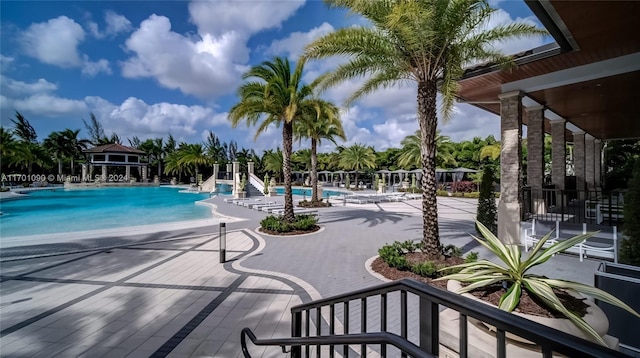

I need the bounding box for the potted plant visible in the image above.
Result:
[438,221,640,346]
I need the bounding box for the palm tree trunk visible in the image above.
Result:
[418,80,441,255]
[71,158,75,176]
[58,158,62,175]
[282,121,295,222]
[311,138,319,202]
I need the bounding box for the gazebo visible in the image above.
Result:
[83,143,148,182]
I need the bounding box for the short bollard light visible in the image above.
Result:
[219,222,226,263]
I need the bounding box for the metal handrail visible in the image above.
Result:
[241,328,435,358]
[288,278,627,358]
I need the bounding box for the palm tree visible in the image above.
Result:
[0,127,18,172]
[263,148,284,183]
[11,142,50,175]
[178,143,210,181]
[339,143,377,187]
[304,0,544,252]
[229,57,327,222]
[43,131,67,175]
[398,130,457,169]
[11,112,37,143]
[164,151,184,182]
[295,100,346,201]
[60,129,90,176]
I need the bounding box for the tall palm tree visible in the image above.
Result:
[11,142,50,175]
[304,0,544,252]
[263,148,284,183]
[178,143,210,181]
[164,151,184,182]
[398,130,457,169]
[44,131,67,175]
[295,100,346,201]
[61,129,90,176]
[229,57,327,222]
[339,143,377,187]
[11,112,37,143]
[0,127,18,172]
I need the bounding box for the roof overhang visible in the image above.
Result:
[456,0,640,141]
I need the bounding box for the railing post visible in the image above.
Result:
[419,297,439,355]
[219,222,226,263]
[291,311,302,358]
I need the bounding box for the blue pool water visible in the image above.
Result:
[275,187,347,198]
[0,187,212,237]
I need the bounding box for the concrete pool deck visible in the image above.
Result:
[0,195,603,357]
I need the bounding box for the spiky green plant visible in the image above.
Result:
[438,221,640,345]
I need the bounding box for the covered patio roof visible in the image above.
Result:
[457,0,640,141]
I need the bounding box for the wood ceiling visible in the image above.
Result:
[456,0,640,140]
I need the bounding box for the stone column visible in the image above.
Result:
[594,139,602,190]
[141,166,148,182]
[526,106,545,188]
[81,164,88,182]
[125,166,131,181]
[497,91,523,245]
[232,161,240,195]
[550,119,566,190]
[585,134,595,191]
[573,131,586,192]
[89,164,94,181]
[526,105,545,215]
[226,163,233,180]
[247,161,254,175]
[101,165,107,181]
[212,163,219,189]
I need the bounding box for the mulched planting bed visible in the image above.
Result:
[372,255,588,318]
[258,225,321,236]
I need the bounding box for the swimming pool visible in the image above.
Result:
[275,187,348,198]
[0,187,213,238]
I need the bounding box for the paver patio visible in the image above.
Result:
[0,195,602,357]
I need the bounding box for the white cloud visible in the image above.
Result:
[20,16,111,77]
[105,10,133,36]
[87,10,133,39]
[81,56,112,76]
[1,94,87,117]
[21,16,85,67]
[99,97,214,138]
[121,14,249,98]
[267,22,334,59]
[439,103,500,141]
[484,9,547,55]
[0,55,15,72]
[0,76,57,96]
[188,0,305,37]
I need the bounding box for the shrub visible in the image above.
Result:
[259,214,318,233]
[476,165,498,235]
[621,159,640,266]
[0,187,9,192]
[411,261,437,276]
[442,244,462,258]
[436,190,450,196]
[260,215,288,232]
[292,215,317,230]
[464,251,479,263]
[451,181,476,193]
[398,187,423,193]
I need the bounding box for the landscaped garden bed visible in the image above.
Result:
[258,214,320,236]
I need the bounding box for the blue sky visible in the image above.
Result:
[0,0,548,153]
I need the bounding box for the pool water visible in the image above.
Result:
[0,187,212,238]
[275,187,347,198]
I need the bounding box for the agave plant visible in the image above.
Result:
[438,221,640,345]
